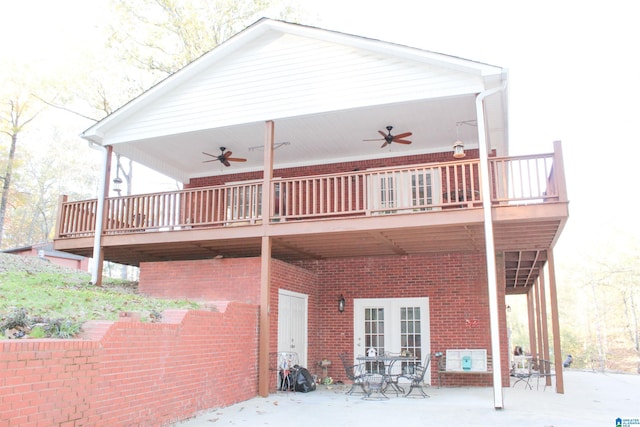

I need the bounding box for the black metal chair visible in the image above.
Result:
[361,373,388,400]
[533,358,555,391]
[398,354,432,398]
[339,352,367,395]
[512,357,533,390]
[383,353,406,397]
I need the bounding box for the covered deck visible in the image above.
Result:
[54,144,568,280]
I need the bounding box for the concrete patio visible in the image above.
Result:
[173,370,640,426]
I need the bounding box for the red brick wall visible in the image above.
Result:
[269,259,320,388]
[291,252,510,387]
[139,258,261,304]
[136,253,509,389]
[186,151,481,188]
[0,304,258,427]
[8,250,89,271]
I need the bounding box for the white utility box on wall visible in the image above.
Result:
[445,349,487,372]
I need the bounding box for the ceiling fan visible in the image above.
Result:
[202,147,247,167]
[364,125,413,148]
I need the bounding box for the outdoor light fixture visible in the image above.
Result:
[112,175,122,196]
[113,153,123,196]
[452,140,465,159]
[452,120,478,159]
[338,295,345,313]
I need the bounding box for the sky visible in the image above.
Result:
[2,0,639,262]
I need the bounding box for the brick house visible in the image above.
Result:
[2,242,89,271]
[54,19,569,408]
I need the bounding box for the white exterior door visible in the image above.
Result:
[278,289,308,367]
[368,169,441,213]
[353,297,430,380]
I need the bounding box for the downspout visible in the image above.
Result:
[475,80,507,409]
[88,141,110,285]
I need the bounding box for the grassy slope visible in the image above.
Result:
[0,253,199,338]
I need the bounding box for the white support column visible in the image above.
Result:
[476,84,506,409]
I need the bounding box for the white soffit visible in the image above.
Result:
[80,19,507,183]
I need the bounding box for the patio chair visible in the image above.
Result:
[533,358,555,391]
[383,352,406,397]
[339,352,367,395]
[361,373,388,400]
[511,356,533,390]
[398,353,432,398]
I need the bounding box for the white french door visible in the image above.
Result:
[278,289,308,367]
[225,179,262,222]
[368,169,441,213]
[353,297,430,379]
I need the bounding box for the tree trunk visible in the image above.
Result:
[0,132,18,248]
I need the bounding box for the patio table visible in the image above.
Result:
[357,355,419,396]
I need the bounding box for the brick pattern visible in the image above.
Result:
[136,252,509,389]
[0,304,258,427]
[186,151,480,188]
[1,252,508,425]
[290,253,510,387]
[139,258,262,304]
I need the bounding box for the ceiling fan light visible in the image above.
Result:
[453,141,466,159]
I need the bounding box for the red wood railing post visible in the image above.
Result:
[552,141,567,202]
[54,195,68,239]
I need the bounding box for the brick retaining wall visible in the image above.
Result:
[0,303,258,427]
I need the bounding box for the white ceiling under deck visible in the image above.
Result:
[113,94,484,183]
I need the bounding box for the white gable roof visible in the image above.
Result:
[82,19,507,183]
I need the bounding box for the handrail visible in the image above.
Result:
[489,153,558,204]
[56,152,563,238]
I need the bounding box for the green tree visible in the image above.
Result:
[556,229,640,372]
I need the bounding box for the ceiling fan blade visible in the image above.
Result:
[363,138,384,141]
[227,157,247,162]
[378,130,387,138]
[203,159,220,163]
[380,141,389,148]
[223,151,233,159]
[394,139,412,144]
[393,132,412,139]
[222,160,231,167]
[202,152,217,158]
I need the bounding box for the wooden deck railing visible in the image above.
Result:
[56,152,565,238]
[490,153,558,204]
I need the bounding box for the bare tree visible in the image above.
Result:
[0,97,41,248]
[108,0,305,79]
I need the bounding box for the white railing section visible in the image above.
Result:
[489,153,557,204]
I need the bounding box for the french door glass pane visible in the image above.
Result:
[364,307,385,373]
[401,307,422,360]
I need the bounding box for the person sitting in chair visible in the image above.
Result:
[563,354,573,368]
[513,346,524,356]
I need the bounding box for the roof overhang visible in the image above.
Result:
[81,19,508,184]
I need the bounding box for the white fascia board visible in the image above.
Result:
[81,20,276,144]
[81,19,505,144]
[268,20,504,77]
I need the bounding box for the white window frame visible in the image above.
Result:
[368,169,441,214]
[353,297,430,374]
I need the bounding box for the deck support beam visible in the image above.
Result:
[258,120,275,397]
[526,287,537,359]
[90,144,112,286]
[548,248,564,393]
